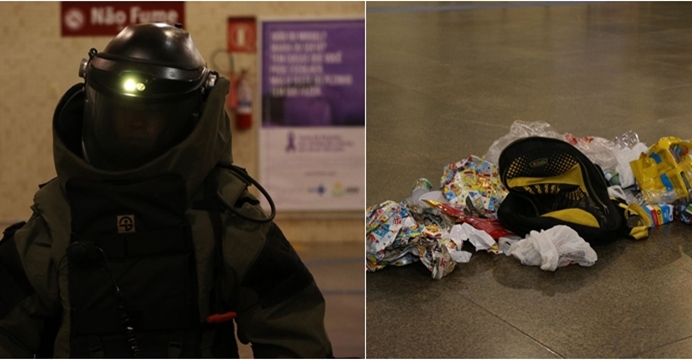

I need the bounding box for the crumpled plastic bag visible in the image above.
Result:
[612,142,650,188]
[609,130,649,188]
[450,223,501,254]
[401,178,434,211]
[440,155,507,217]
[484,120,618,171]
[499,225,597,271]
[484,121,562,166]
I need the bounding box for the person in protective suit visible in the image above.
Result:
[0,23,334,358]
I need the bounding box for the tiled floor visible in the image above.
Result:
[238,242,364,358]
[366,2,692,358]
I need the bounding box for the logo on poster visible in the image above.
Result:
[332,182,344,197]
[308,184,326,196]
[64,8,85,31]
[286,131,296,152]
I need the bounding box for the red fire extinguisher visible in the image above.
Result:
[235,69,252,130]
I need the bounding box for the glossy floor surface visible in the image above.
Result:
[237,242,364,358]
[367,2,692,358]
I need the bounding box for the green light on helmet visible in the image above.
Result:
[123,78,146,92]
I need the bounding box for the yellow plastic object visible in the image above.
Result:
[630,137,692,204]
[540,208,599,228]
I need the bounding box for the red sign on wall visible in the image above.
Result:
[61,2,185,37]
[227,16,256,53]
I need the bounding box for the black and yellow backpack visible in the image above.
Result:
[497,137,649,245]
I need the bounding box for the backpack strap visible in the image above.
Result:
[618,202,651,240]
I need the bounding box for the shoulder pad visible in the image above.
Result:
[38,177,58,189]
[217,166,251,208]
[2,221,26,243]
[0,222,35,319]
[240,223,314,308]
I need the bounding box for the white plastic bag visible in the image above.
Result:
[484,121,562,165]
[611,131,649,188]
[450,223,496,251]
[500,225,597,272]
[484,120,618,171]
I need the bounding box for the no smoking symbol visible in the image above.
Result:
[64,8,85,31]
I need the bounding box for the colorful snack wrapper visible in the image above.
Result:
[366,197,501,279]
[416,237,456,280]
[366,201,423,272]
[441,155,508,217]
[366,200,460,279]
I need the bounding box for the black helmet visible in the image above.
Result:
[79,22,218,171]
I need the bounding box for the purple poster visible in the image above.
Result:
[261,19,365,127]
[260,19,365,211]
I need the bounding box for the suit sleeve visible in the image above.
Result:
[221,217,333,358]
[0,215,60,358]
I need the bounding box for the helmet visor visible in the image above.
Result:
[83,85,201,171]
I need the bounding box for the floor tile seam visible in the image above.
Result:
[627,333,692,358]
[639,33,686,48]
[477,73,580,100]
[655,82,692,92]
[633,36,690,52]
[673,261,692,276]
[452,118,516,131]
[366,152,433,166]
[650,232,689,255]
[483,47,692,81]
[440,283,566,359]
[631,56,692,76]
[409,77,542,111]
[541,94,683,124]
[585,14,680,36]
[580,21,668,31]
[488,66,692,102]
[372,66,492,93]
[366,1,610,15]
[364,75,412,93]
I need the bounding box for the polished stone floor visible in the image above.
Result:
[367,2,692,358]
[238,242,364,358]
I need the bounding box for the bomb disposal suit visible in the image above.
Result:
[0,23,333,358]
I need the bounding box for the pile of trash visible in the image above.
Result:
[366,120,692,279]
